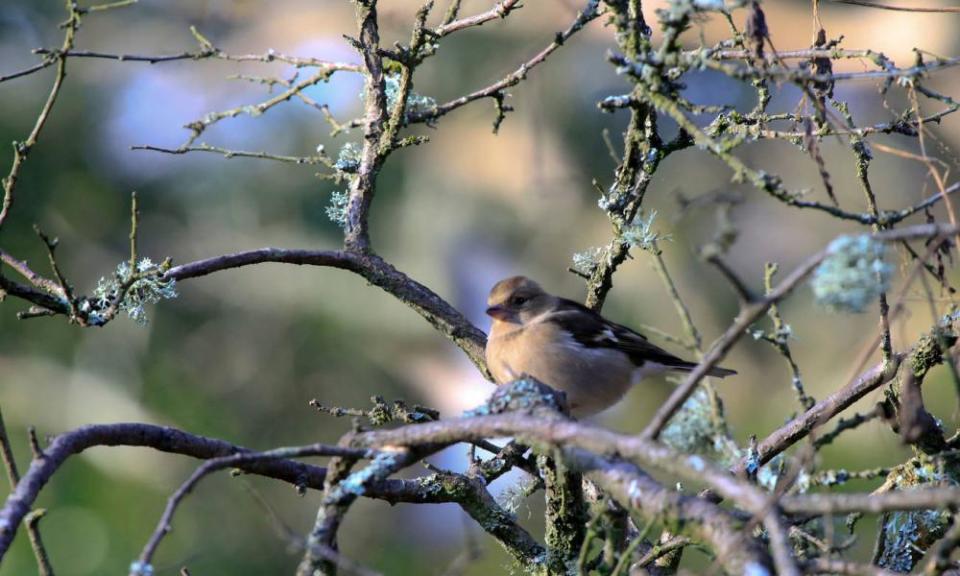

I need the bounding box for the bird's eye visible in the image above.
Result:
[510,295,528,306]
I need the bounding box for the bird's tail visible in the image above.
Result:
[667,362,737,378]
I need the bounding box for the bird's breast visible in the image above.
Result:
[485,320,635,417]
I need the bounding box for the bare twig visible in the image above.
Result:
[643,223,960,442]
[135,444,374,572]
[32,48,362,72]
[433,0,522,37]
[831,0,960,12]
[132,144,333,168]
[734,357,902,474]
[0,3,80,231]
[407,1,601,126]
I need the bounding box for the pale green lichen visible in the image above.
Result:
[128,561,154,576]
[756,454,784,491]
[811,234,892,313]
[496,476,538,518]
[325,190,349,229]
[876,457,956,571]
[90,258,177,326]
[621,210,671,253]
[662,0,729,18]
[338,451,404,497]
[570,246,607,276]
[466,377,567,417]
[334,142,361,172]
[384,73,436,117]
[358,73,437,119]
[661,386,736,461]
[910,325,958,378]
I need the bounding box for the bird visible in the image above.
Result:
[484,275,736,418]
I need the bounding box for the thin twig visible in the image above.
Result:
[643,223,960,442]
[831,0,960,12]
[0,3,81,231]
[135,444,375,571]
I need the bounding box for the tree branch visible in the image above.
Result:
[165,248,488,374]
[0,423,330,558]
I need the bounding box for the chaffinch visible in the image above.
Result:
[484,276,735,418]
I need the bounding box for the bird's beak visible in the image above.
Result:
[485,305,512,321]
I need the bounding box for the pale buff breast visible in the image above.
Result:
[486,318,636,417]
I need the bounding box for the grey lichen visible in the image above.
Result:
[811,234,892,313]
[811,468,850,487]
[878,508,946,572]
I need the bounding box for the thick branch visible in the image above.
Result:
[347,413,788,538]
[365,472,545,565]
[733,356,902,474]
[343,1,387,252]
[571,449,773,575]
[781,486,960,515]
[0,423,329,558]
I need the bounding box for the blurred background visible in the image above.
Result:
[3,0,960,574]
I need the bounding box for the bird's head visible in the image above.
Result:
[486,276,552,324]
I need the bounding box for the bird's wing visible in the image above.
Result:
[548,298,736,377]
